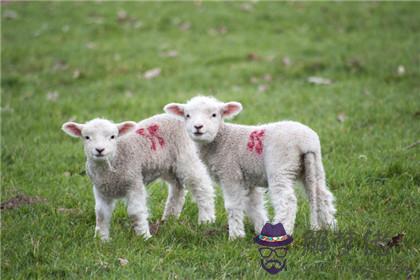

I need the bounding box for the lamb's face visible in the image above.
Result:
[183,102,223,143]
[62,118,136,162]
[81,120,120,161]
[164,96,242,144]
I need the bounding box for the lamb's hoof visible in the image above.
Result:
[320,220,338,231]
[198,215,216,224]
[328,219,338,231]
[142,232,152,240]
[310,224,321,231]
[94,233,110,242]
[161,213,181,222]
[134,228,152,240]
[228,231,246,241]
[94,228,110,242]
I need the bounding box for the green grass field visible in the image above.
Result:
[1,2,419,279]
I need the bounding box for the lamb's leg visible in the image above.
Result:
[245,187,269,234]
[177,162,215,224]
[162,178,186,221]
[304,152,337,230]
[268,173,298,235]
[126,183,151,239]
[221,182,247,240]
[303,153,320,230]
[93,186,115,241]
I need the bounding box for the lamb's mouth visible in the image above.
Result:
[94,154,106,158]
[193,132,204,136]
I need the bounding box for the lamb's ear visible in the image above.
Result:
[62,122,84,137]
[164,103,185,117]
[117,121,136,136]
[222,102,243,119]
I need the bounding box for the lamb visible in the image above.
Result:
[164,96,337,239]
[62,114,215,241]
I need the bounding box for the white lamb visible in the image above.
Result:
[164,96,337,239]
[62,115,215,241]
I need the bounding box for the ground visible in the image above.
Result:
[1,2,419,279]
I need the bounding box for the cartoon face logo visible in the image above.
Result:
[258,246,288,274]
[254,223,293,275]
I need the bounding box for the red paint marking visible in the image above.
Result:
[136,124,165,151]
[247,129,265,155]
[137,128,145,135]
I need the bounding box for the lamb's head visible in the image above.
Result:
[164,96,242,143]
[62,118,136,161]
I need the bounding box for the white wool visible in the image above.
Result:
[165,96,337,239]
[62,115,215,241]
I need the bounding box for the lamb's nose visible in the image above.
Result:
[96,148,105,154]
[194,125,203,130]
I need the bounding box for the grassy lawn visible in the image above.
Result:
[1,2,419,279]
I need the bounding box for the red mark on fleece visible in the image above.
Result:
[247,129,265,155]
[136,124,165,151]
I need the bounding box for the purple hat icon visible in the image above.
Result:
[254,223,293,247]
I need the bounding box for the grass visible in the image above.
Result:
[1,1,419,279]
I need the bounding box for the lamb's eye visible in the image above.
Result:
[110,135,115,139]
[186,114,191,118]
[212,113,217,118]
[84,136,90,140]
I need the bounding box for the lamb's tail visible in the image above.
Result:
[303,152,337,231]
